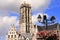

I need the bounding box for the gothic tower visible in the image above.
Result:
[19,1,32,33]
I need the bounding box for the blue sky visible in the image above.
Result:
[0,0,60,40]
[44,0,60,23]
[31,0,60,23]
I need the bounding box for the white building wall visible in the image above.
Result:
[6,25,18,40]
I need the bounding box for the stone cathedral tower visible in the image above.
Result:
[20,1,32,33]
[6,1,37,40]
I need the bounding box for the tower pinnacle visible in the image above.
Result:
[23,0,27,5]
[24,1,26,4]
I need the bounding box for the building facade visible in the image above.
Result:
[6,24,18,40]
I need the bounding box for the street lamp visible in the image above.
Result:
[50,16,56,23]
[37,15,42,22]
[37,14,56,30]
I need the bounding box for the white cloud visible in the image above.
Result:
[0,10,8,16]
[32,13,48,24]
[2,16,17,24]
[0,0,51,13]
[0,16,18,36]
[0,0,51,36]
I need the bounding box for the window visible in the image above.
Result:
[15,35,16,38]
[8,35,10,38]
[11,29,13,31]
[8,39,9,40]
[11,35,13,38]
[14,32,15,34]
[15,39,17,40]
[10,32,11,34]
